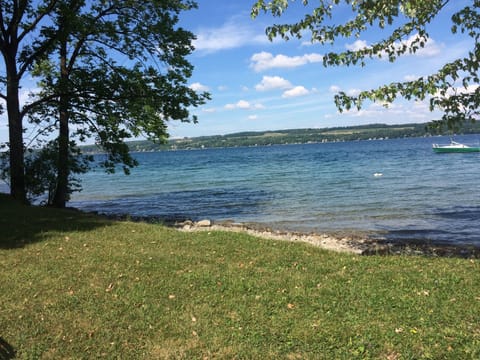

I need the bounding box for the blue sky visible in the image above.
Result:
[0,1,475,143]
[168,0,474,139]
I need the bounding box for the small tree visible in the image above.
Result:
[0,139,92,205]
[252,0,480,128]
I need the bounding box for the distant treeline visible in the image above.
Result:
[81,121,480,153]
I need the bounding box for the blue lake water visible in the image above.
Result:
[68,135,480,246]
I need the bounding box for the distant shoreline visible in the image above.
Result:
[80,122,480,154]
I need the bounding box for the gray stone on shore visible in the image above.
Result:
[196,219,212,227]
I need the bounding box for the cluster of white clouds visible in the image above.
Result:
[345,33,442,59]
[254,75,311,98]
[282,86,310,98]
[329,85,361,97]
[192,16,268,54]
[224,100,264,110]
[193,72,315,117]
[189,82,210,92]
[249,51,323,72]
[255,75,292,91]
[187,12,457,128]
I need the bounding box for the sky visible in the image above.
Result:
[0,0,475,143]
[167,0,474,139]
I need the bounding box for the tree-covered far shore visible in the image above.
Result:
[80,121,480,153]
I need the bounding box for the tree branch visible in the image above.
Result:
[17,0,58,44]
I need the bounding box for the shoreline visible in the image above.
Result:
[178,219,480,258]
[91,212,480,258]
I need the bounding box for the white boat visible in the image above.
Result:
[432,140,480,153]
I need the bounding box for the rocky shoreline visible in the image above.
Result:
[177,219,370,254]
[94,212,480,258]
[175,219,480,258]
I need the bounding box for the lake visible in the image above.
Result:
[66,134,480,247]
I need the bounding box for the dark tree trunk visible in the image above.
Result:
[52,39,69,208]
[5,52,26,204]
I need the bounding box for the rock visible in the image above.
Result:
[177,219,193,227]
[196,219,211,227]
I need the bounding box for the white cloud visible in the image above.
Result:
[282,86,310,98]
[347,88,362,96]
[248,115,258,120]
[446,84,479,96]
[404,74,419,81]
[193,17,267,54]
[225,100,264,110]
[345,33,442,59]
[189,82,210,92]
[237,100,251,109]
[18,87,41,106]
[345,40,368,52]
[250,51,323,72]
[434,84,479,114]
[255,76,292,91]
[337,99,435,121]
[405,34,442,57]
[385,33,442,58]
[329,85,359,96]
[329,85,341,93]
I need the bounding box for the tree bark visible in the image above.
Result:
[5,52,27,204]
[52,39,69,208]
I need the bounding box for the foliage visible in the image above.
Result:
[0,1,209,204]
[252,0,480,129]
[0,140,92,205]
[1,195,480,358]
[29,0,209,170]
[0,0,61,202]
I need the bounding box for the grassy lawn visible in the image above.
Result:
[1,194,479,359]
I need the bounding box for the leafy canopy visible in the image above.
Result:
[252,0,480,129]
[28,0,209,174]
[0,1,209,204]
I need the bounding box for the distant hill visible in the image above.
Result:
[81,121,480,153]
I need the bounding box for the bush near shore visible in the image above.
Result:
[1,194,479,359]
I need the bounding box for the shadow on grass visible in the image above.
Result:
[0,193,112,250]
[0,337,15,360]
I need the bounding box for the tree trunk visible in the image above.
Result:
[52,39,69,208]
[5,54,27,204]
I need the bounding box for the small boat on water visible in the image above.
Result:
[432,140,480,153]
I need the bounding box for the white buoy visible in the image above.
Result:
[373,173,383,177]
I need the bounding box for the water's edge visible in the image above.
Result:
[86,210,480,258]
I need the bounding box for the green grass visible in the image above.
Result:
[1,194,479,359]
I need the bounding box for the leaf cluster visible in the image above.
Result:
[0,1,210,204]
[2,1,209,171]
[252,0,479,128]
[36,1,207,171]
[1,140,92,205]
